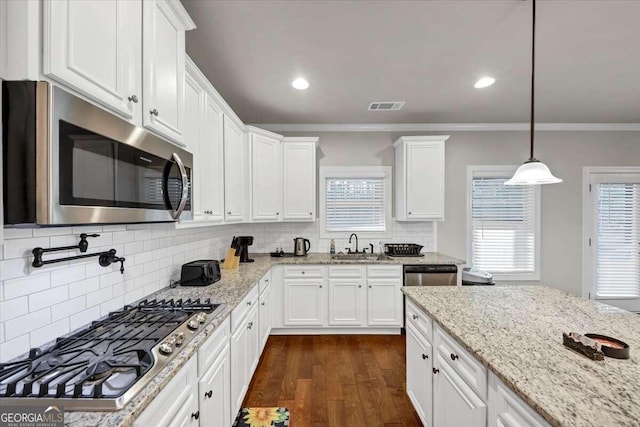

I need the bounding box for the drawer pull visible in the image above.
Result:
[247,301,252,306]
[204,390,213,398]
[412,314,418,320]
[421,353,429,360]
[450,353,459,361]
[432,368,439,374]
[191,411,200,420]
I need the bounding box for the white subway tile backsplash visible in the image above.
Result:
[3,273,50,300]
[4,237,50,259]
[100,295,124,317]
[0,297,29,322]
[29,286,69,312]
[68,277,100,299]
[5,308,51,340]
[52,296,86,321]
[51,265,86,288]
[113,231,134,244]
[69,306,101,331]
[99,271,123,289]
[3,229,34,239]
[32,227,73,237]
[0,334,30,362]
[86,287,113,308]
[124,241,144,255]
[30,319,70,349]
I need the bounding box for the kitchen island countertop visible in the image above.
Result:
[402,285,640,427]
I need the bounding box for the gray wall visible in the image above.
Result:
[282,130,640,296]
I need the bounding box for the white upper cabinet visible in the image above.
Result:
[142,0,195,144]
[248,127,283,221]
[395,136,449,221]
[223,116,246,223]
[184,65,205,218]
[282,138,318,221]
[43,0,142,122]
[202,95,225,222]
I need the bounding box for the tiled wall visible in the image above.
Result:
[237,221,436,256]
[0,219,435,362]
[0,223,236,362]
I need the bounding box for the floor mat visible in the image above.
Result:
[233,407,290,427]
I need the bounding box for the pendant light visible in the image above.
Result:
[505,0,562,186]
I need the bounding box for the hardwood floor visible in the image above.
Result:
[242,335,422,427]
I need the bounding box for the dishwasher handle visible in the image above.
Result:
[404,265,458,274]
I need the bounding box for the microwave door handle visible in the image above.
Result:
[169,152,189,219]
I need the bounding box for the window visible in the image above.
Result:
[584,168,640,311]
[467,166,540,280]
[320,166,392,237]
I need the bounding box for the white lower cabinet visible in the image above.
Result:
[259,281,273,353]
[134,356,199,427]
[283,278,326,326]
[197,317,231,427]
[406,322,433,427]
[367,278,403,326]
[434,353,487,427]
[488,372,550,427]
[328,277,366,326]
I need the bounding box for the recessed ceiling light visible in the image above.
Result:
[474,77,496,89]
[292,77,309,90]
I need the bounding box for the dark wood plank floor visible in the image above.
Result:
[242,335,422,427]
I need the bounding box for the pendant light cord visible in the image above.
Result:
[529,0,536,160]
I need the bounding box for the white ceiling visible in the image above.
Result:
[182,0,640,125]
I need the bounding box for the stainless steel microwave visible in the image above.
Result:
[2,81,193,225]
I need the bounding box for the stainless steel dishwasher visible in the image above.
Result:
[403,264,458,286]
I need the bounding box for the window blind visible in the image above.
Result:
[325,178,385,232]
[471,177,537,274]
[596,183,640,298]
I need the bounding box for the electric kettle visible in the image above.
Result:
[293,237,311,256]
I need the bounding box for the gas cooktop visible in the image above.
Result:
[0,298,225,411]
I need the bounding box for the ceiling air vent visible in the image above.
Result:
[368,101,405,111]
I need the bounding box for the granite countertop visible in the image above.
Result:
[65,252,463,426]
[402,285,640,427]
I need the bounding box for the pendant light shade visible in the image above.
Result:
[506,0,562,186]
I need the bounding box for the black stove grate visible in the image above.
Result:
[0,298,216,399]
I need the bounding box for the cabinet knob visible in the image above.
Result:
[276,212,279,215]
[265,279,269,283]
[248,322,253,329]
[128,94,139,103]
[450,353,459,361]
[358,285,362,288]
[309,212,312,215]
[204,390,213,398]
[408,211,412,215]
[247,301,252,306]
[150,108,159,116]
[422,354,429,360]
[261,302,265,306]
[319,285,323,288]
[432,368,439,374]
[191,411,200,420]
[227,211,232,215]
[369,285,372,288]
[412,314,418,320]
[301,271,305,274]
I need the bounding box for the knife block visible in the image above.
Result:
[221,247,240,270]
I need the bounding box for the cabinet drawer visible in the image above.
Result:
[435,324,487,401]
[259,270,272,295]
[283,265,324,278]
[329,265,365,278]
[231,284,259,332]
[198,316,230,376]
[367,265,402,278]
[406,299,433,343]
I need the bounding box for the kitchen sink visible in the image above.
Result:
[331,253,392,261]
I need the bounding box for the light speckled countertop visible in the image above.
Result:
[63,252,462,426]
[402,285,640,427]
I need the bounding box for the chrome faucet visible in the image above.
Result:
[348,233,359,254]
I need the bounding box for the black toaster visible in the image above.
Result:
[179,260,221,286]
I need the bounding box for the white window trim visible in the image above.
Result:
[466,165,541,281]
[582,167,640,309]
[319,166,393,239]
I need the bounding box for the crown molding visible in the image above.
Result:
[167,0,196,31]
[245,125,283,140]
[252,123,640,132]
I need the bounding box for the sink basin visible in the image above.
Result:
[331,253,392,261]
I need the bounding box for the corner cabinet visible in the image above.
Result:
[142,0,195,144]
[282,138,318,221]
[395,136,449,221]
[248,127,283,222]
[43,0,142,122]
[224,116,246,223]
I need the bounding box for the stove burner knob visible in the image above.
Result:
[174,332,185,345]
[196,313,207,323]
[159,342,174,355]
[187,319,199,330]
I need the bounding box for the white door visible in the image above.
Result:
[251,134,282,221]
[259,285,272,353]
[434,354,487,427]
[44,0,141,122]
[230,320,248,416]
[282,142,316,221]
[224,116,245,222]
[406,141,445,220]
[283,279,325,326]
[585,172,640,311]
[199,343,231,427]
[328,278,366,326]
[406,323,433,427]
[166,392,200,427]
[246,306,260,377]
[183,70,204,218]
[201,95,225,222]
[367,278,403,326]
[142,0,186,143]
